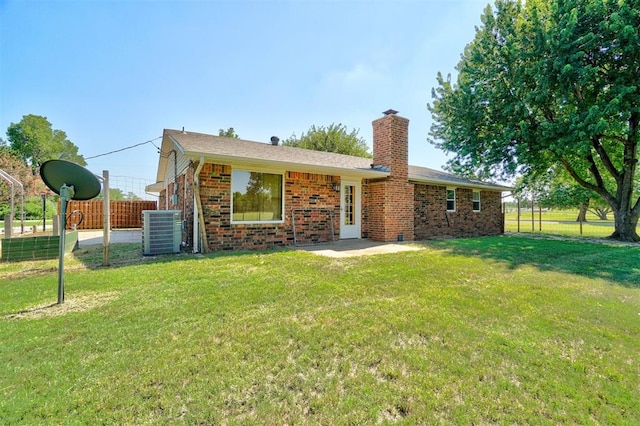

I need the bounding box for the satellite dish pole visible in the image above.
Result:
[40,160,102,305]
[57,184,75,304]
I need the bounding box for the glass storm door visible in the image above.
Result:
[340,180,361,239]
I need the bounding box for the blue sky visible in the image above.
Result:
[1,0,488,196]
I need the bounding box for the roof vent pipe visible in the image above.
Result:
[270,136,279,146]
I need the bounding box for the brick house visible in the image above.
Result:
[146,110,512,252]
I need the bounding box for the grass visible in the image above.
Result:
[505,220,616,238]
[1,219,54,227]
[503,208,639,239]
[505,208,605,222]
[1,236,639,423]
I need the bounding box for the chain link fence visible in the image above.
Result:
[504,207,622,238]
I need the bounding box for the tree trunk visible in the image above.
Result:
[610,209,640,242]
[592,207,609,220]
[576,200,589,222]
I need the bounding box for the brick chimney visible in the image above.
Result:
[368,109,414,242]
[373,109,409,180]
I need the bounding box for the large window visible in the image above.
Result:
[231,170,283,223]
[473,190,481,212]
[446,188,456,212]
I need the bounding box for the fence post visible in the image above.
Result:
[531,197,535,232]
[517,198,521,233]
[539,204,542,231]
[103,170,110,266]
[52,215,59,236]
[579,214,583,235]
[3,214,12,238]
[42,194,47,231]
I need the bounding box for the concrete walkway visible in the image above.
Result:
[77,229,141,246]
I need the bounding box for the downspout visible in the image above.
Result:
[169,149,178,206]
[193,157,208,253]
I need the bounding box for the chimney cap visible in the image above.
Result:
[382,109,398,116]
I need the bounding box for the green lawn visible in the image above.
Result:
[1,236,639,423]
[504,208,606,222]
[503,208,639,238]
[505,219,617,238]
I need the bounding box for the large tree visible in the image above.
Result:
[4,114,86,171]
[283,123,371,158]
[429,0,640,241]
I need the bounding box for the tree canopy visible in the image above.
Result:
[4,115,86,170]
[429,0,640,241]
[282,123,371,158]
[95,188,142,201]
[218,127,240,138]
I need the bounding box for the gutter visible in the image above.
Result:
[408,178,514,191]
[183,152,389,180]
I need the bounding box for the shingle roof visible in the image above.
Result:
[165,129,386,178]
[160,129,512,191]
[409,166,513,190]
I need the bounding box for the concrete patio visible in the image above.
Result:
[298,239,423,258]
[77,230,421,258]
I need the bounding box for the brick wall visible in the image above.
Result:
[159,189,166,210]
[361,180,370,239]
[197,164,341,251]
[369,111,414,242]
[287,172,341,246]
[198,164,232,250]
[366,180,385,241]
[414,185,504,239]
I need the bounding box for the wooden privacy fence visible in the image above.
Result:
[61,200,157,229]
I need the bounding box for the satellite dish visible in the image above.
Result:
[39,160,102,304]
[40,160,101,200]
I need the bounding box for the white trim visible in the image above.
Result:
[473,190,481,212]
[184,152,389,180]
[446,188,456,212]
[340,179,361,239]
[410,177,513,192]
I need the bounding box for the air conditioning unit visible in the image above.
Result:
[142,210,182,255]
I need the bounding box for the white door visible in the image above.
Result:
[340,179,361,239]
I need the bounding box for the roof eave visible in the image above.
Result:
[184,151,390,179]
[409,176,514,191]
[145,181,165,193]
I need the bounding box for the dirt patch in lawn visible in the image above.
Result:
[3,291,120,320]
